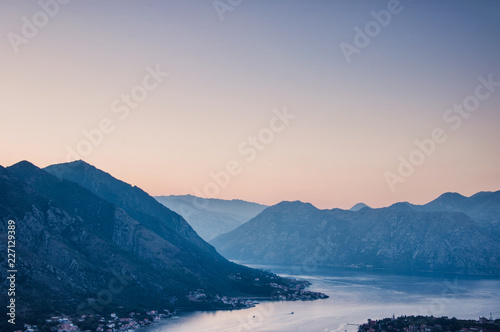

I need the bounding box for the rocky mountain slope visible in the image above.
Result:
[0,161,304,330]
[155,195,267,241]
[211,201,500,275]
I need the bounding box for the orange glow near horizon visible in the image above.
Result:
[1,1,499,210]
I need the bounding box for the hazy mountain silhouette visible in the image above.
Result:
[155,195,267,241]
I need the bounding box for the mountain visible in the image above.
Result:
[0,161,314,330]
[210,201,500,276]
[411,191,500,237]
[155,195,268,241]
[45,161,207,252]
[350,202,371,211]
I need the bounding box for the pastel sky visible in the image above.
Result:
[1,0,499,209]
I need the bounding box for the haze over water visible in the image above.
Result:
[148,264,500,332]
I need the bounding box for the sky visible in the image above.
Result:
[1,0,499,209]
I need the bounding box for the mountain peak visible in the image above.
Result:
[388,202,414,211]
[60,159,100,172]
[65,159,90,167]
[9,160,39,170]
[275,200,315,208]
[269,201,319,214]
[350,202,371,211]
[45,161,214,249]
[45,160,117,184]
[436,192,466,202]
[469,190,500,199]
[7,161,49,181]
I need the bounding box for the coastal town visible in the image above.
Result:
[17,310,171,332]
[14,278,328,332]
[358,315,500,332]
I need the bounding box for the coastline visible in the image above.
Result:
[16,276,328,332]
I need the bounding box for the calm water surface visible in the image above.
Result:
[147,264,500,332]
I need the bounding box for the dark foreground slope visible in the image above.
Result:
[0,161,312,330]
[211,201,500,275]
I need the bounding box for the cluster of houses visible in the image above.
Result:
[16,310,173,332]
[186,290,257,308]
[91,311,168,332]
[15,317,78,332]
[185,282,327,309]
[266,282,329,301]
[360,316,499,332]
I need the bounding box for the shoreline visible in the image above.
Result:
[12,268,500,332]
[18,278,329,332]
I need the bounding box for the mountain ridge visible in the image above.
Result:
[0,160,318,330]
[411,190,500,237]
[211,198,500,275]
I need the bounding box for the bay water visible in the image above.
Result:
[147,264,500,332]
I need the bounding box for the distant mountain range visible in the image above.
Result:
[409,191,500,237]
[0,160,306,329]
[211,193,500,276]
[155,195,267,241]
[2,159,498,329]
